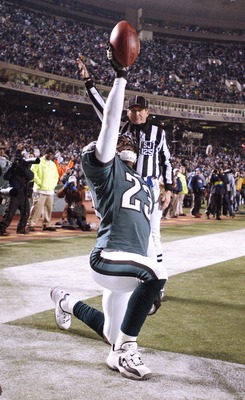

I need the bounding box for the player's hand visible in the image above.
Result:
[76,58,90,80]
[106,43,121,71]
[106,43,128,78]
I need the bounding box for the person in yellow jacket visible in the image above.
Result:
[178,165,189,216]
[27,147,59,231]
[235,170,245,212]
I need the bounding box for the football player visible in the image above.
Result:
[51,60,167,381]
[75,53,173,313]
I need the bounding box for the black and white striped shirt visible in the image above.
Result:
[85,80,173,190]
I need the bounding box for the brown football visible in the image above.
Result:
[109,20,140,68]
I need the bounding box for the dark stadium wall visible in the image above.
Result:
[11,0,245,31]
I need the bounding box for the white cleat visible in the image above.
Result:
[50,287,71,330]
[107,341,152,380]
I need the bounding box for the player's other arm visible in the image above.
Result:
[85,80,105,122]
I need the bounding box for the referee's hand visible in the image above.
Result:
[161,190,171,210]
[76,58,90,80]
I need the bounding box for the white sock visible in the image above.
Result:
[60,295,78,314]
[114,331,137,350]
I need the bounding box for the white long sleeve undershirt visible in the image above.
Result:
[95,77,126,164]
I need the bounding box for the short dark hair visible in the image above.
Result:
[45,147,54,155]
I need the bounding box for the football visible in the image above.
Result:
[109,20,140,67]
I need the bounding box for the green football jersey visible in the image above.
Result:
[82,145,153,256]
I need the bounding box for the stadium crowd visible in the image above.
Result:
[0,3,244,104]
[0,107,244,220]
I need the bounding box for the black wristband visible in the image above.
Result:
[85,79,94,89]
[116,69,128,79]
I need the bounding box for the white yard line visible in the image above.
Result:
[163,229,245,276]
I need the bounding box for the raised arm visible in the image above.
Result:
[95,77,126,164]
[77,56,127,164]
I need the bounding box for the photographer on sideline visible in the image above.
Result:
[0,154,34,236]
[56,175,91,231]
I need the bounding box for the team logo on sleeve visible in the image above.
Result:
[139,140,154,156]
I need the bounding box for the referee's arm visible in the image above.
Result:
[160,129,173,192]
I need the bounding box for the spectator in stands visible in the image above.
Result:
[0,3,244,104]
